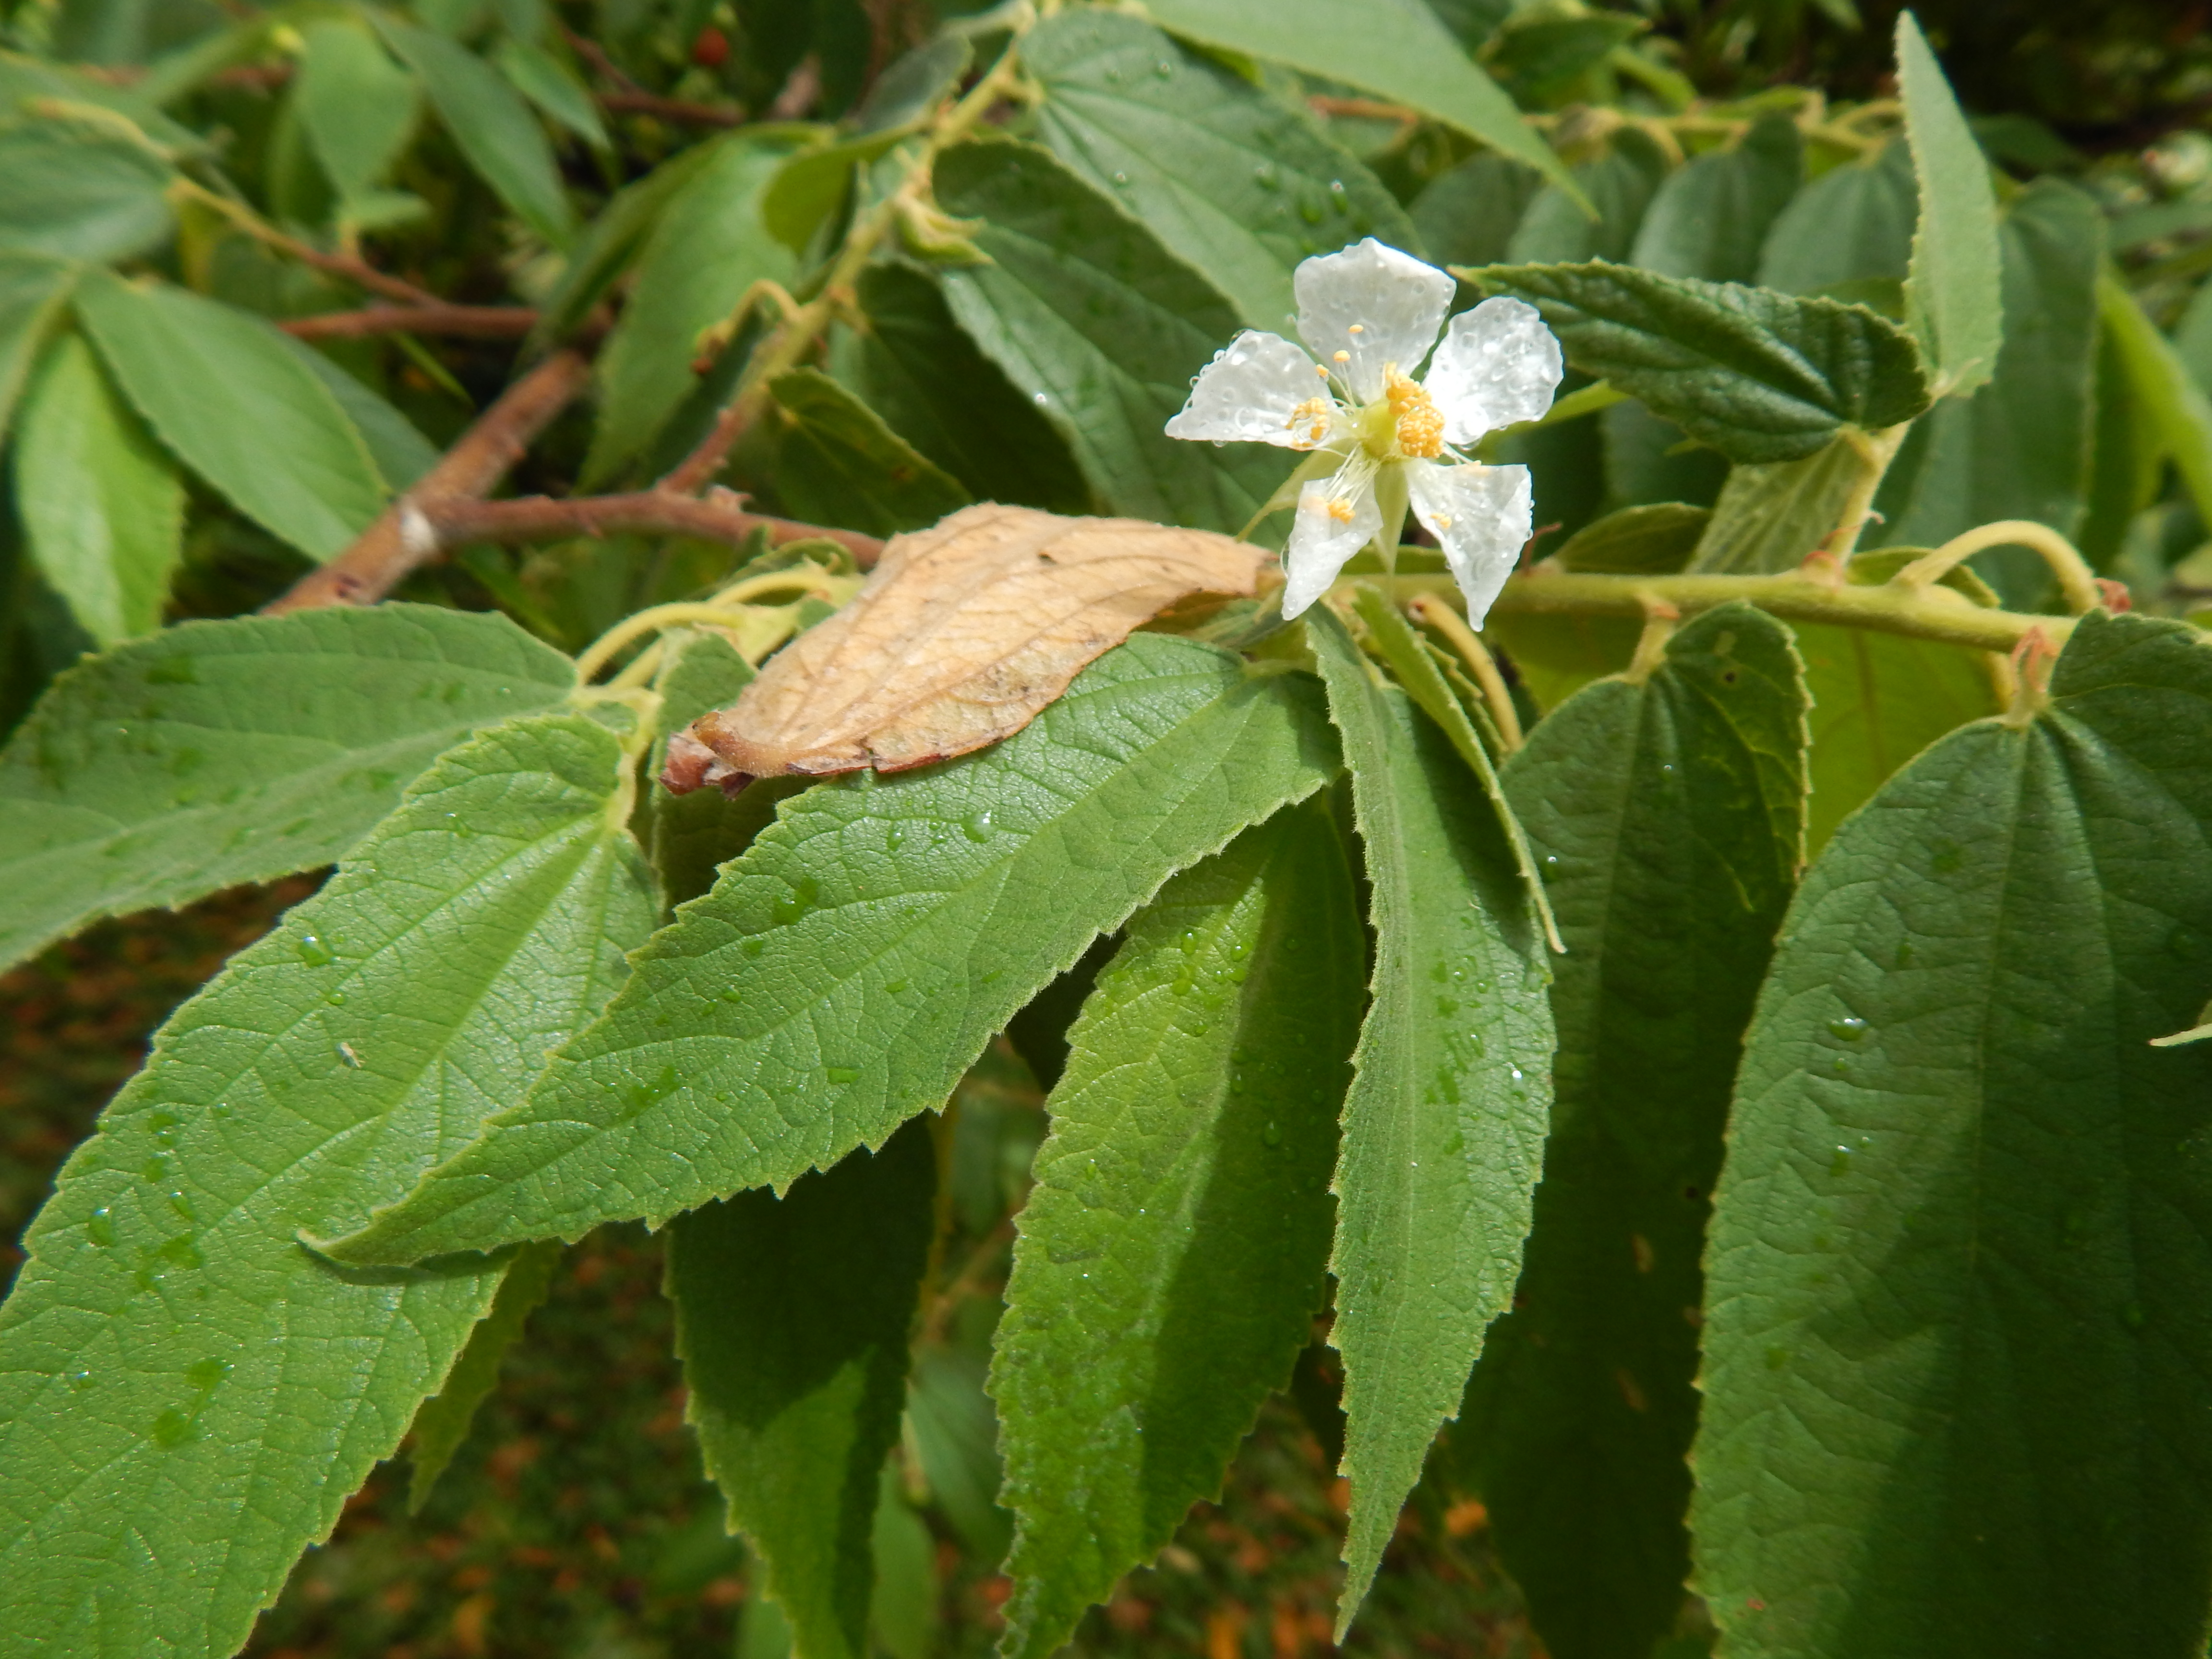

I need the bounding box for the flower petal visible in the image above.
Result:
[1164,330,1336,449]
[1421,298,1564,446]
[1294,238,1454,403]
[1280,476,1382,619]
[1407,461,1532,626]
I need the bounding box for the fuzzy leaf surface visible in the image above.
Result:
[1457,604,1806,1659]
[669,1121,938,1659]
[1470,262,1931,465]
[1897,11,2003,397]
[0,604,576,971]
[327,633,1340,1263]
[993,807,1360,1658]
[0,711,657,1659]
[1692,613,2212,1659]
[1306,608,1555,1634]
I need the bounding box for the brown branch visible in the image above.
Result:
[597,91,745,126]
[280,304,540,341]
[422,489,884,566]
[267,350,595,613]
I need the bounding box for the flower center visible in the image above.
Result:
[1385,367,1445,459]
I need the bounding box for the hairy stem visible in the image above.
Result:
[1896,520,2104,615]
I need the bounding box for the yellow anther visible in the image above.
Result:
[1385,367,1445,460]
[1436,515,1454,529]
[1284,396,1333,451]
[1348,324,1365,334]
[1333,350,1350,363]
[1325,497,1357,523]
[1315,364,1330,377]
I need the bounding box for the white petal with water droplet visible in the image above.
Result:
[1408,461,1531,626]
[1294,238,1453,403]
[1421,298,1563,445]
[1281,476,1382,619]
[1164,330,1334,448]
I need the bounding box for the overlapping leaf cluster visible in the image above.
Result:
[0,4,2210,1659]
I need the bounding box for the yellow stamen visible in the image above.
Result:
[1333,350,1350,363]
[1348,324,1365,334]
[1326,497,1357,523]
[1284,396,1332,451]
[1385,366,1445,460]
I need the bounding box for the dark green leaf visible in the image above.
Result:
[376,17,575,248]
[0,255,75,444]
[1024,10,1417,331]
[1896,11,2003,397]
[669,1120,938,1659]
[1141,0,1582,202]
[0,711,657,1657]
[1554,502,1711,574]
[1503,130,1669,266]
[768,367,971,536]
[908,1346,1010,1563]
[1411,154,1543,271]
[12,330,182,647]
[1631,114,1803,285]
[1487,11,1643,103]
[406,1239,563,1512]
[994,808,1359,1658]
[587,135,793,480]
[325,633,1340,1264]
[0,603,575,970]
[1756,141,1915,300]
[1481,608,1640,714]
[0,122,172,262]
[932,140,1288,534]
[1305,608,1554,1633]
[529,143,724,347]
[1456,603,1806,1659]
[493,38,608,149]
[283,339,441,492]
[643,626,784,910]
[293,20,419,205]
[1693,613,2212,1659]
[826,263,1089,514]
[1470,262,1931,465]
[75,272,389,560]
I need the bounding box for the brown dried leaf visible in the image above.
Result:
[666,504,1274,792]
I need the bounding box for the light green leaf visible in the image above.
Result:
[0,255,76,444]
[1692,613,2212,1659]
[529,142,724,347]
[376,17,575,248]
[293,20,419,204]
[324,633,1340,1264]
[669,1120,938,1659]
[1471,262,1932,465]
[493,38,608,149]
[993,807,1360,1659]
[281,339,441,492]
[1631,113,1803,285]
[1503,129,1669,266]
[1897,11,2003,397]
[2096,268,2212,534]
[932,140,1287,533]
[405,1238,562,1512]
[0,710,658,1659]
[1875,180,2103,592]
[12,330,183,647]
[0,603,575,971]
[1687,433,1873,574]
[1455,603,1806,1659]
[1141,0,1581,204]
[1024,9,1417,331]
[0,123,172,263]
[1554,501,1710,573]
[768,367,971,535]
[1755,139,1915,301]
[74,272,388,560]
[1305,607,1555,1635]
[826,263,1089,513]
[587,135,793,480]
[761,130,911,253]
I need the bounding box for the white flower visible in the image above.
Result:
[1165,238,1563,623]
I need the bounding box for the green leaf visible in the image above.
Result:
[293,20,419,205]
[1554,501,1710,573]
[1631,113,1803,285]
[12,329,183,647]
[1686,433,1872,574]
[760,130,909,253]
[529,143,723,347]
[1755,140,1916,302]
[1304,607,1555,1634]
[993,807,1360,1659]
[1896,11,2003,397]
[2096,268,2212,535]
[0,254,75,444]
[0,710,658,1658]
[406,1238,563,1512]
[1411,154,1543,271]
[932,140,1287,534]
[827,263,1089,514]
[1487,10,1643,104]
[376,17,575,248]
[74,272,389,560]
[1875,181,2103,592]
[668,1120,938,1659]
[1470,262,1932,465]
[767,367,971,535]
[1024,10,1418,331]
[325,633,1340,1265]
[0,603,575,971]
[908,1347,1010,1563]
[1503,129,1669,266]
[586,135,793,480]
[283,339,441,492]
[1140,0,1582,204]
[1454,603,1807,1659]
[0,122,173,263]
[1691,613,2212,1659]
[493,38,608,149]
[642,626,781,910]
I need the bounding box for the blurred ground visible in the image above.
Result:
[1,883,1539,1659]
